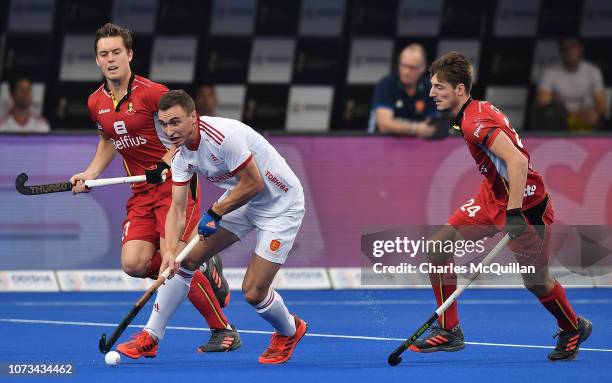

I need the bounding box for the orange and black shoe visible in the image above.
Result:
[258,314,308,364]
[116,330,158,359]
[409,324,465,353]
[202,254,231,308]
[197,324,241,352]
[548,316,593,361]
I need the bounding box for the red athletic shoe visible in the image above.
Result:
[258,314,307,364]
[116,330,158,359]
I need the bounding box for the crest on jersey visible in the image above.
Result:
[127,102,135,114]
[270,240,281,252]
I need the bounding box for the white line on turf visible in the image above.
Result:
[0,317,610,352]
[6,298,612,307]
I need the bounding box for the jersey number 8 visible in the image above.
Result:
[114,120,127,135]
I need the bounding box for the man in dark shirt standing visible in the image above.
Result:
[368,44,437,137]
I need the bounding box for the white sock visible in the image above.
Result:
[144,267,193,340]
[253,289,296,336]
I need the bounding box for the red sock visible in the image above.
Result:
[538,280,579,332]
[147,251,162,279]
[188,270,229,330]
[429,271,459,330]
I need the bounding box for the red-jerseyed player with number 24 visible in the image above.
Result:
[410,51,592,361]
[69,23,239,358]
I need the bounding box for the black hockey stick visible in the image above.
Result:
[15,173,72,195]
[99,236,200,353]
[98,278,165,353]
[387,234,510,366]
[15,173,146,196]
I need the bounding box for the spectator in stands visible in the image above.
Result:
[194,83,218,116]
[0,78,50,133]
[536,37,607,132]
[368,44,437,137]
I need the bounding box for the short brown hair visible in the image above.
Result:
[429,51,472,93]
[159,90,196,115]
[94,23,133,53]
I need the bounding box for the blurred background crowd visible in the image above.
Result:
[0,0,610,135]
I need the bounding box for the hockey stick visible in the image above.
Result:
[387,234,510,366]
[98,235,201,353]
[15,173,146,195]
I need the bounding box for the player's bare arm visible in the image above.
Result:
[159,183,190,273]
[488,131,528,210]
[70,133,117,193]
[212,159,264,216]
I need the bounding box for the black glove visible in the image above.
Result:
[145,161,170,185]
[506,208,528,239]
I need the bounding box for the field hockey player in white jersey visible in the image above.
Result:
[145,89,307,364]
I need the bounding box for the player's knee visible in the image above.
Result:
[426,240,452,265]
[242,283,268,305]
[121,257,148,278]
[426,226,457,265]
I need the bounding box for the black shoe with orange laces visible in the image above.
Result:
[548,317,592,361]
